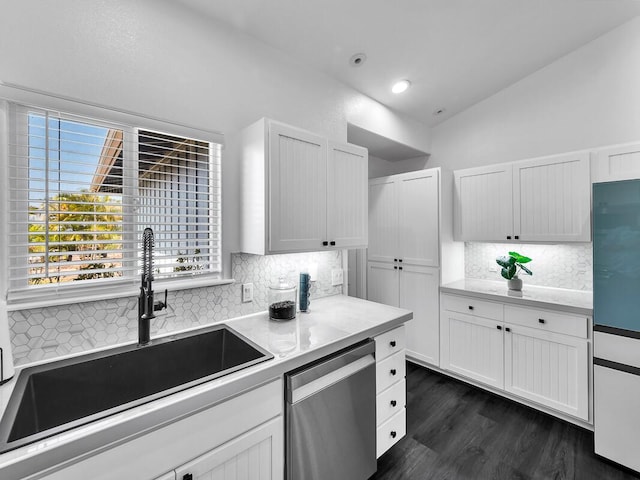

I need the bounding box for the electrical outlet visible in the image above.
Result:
[242,283,253,303]
[331,268,344,286]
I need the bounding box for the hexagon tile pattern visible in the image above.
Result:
[9,251,343,366]
[465,242,593,291]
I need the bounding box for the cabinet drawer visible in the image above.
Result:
[376,408,406,458]
[376,325,406,361]
[377,350,406,394]
[505,305,587,338]
[442,294,503,321]
[377,378,406,426]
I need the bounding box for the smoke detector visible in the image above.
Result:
[349,53,367,67]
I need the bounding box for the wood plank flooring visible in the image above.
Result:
[370,363,640,480]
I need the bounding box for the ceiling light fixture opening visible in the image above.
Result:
[349,53,367,67]
[392,79,411,94]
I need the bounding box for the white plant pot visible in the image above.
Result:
[508,277,523,291]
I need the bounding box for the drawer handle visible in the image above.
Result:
[507,235,512,240]
[497,325,502,330]
[390,431,397,438]
[505,327,511,333]
[394,266,398,270]
[514,235,519,240]
[322,241,328,246]
[390,400,397,407]
[398,259,403,262]
[390,340,397,347]
[183,474,193,480]
[399,266,403,270]
[330,240,336,246]
[468,305,474,310]
[538,318,545,324]
[390,369,397,376]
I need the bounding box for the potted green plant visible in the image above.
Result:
[496,251,532,291]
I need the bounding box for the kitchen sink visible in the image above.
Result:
[0,324,272,453]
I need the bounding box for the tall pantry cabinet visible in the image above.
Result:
[367,169,441,367]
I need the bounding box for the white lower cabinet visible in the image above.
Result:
[368,261,440,367]
[440,294,591,423]
[504,323,588,420]
[374,325,406,458]
[440,311,504,389]
[175,417,283,480]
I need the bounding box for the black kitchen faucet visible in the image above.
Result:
[138,228,168,346]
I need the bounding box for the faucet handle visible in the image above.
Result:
[154,289,168,311]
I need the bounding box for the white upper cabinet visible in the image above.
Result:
[592,142,640,183]
[398,170,440,266]
[369,169,440,267]
[454,163,513,242]
[368,176,398,263]
[327,141,368,248]
[513,151,591,242]
[454,151,591,242]
[241,118,368,254]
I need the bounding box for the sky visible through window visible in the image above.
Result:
[27,114,109,201]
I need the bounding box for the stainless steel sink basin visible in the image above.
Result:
[0,324,272,453]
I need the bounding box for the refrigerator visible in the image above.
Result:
[593,180,640,473]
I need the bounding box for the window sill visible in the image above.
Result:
[6,277,235,312]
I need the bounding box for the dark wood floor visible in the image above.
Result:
[371,363,640,480]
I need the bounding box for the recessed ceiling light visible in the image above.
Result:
[349,53,367,67]
[392,80,411,94]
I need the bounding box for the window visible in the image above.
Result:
[6,104,221,303]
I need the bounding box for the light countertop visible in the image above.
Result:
[440,278,593,316]
[0,294,411,480]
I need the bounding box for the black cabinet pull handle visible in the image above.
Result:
[514,235,519,240]
[497,325,502,330]
[183,474,193,480]
[394,266,398,270]
[507,235,512,240]
[390,431,397,438]
[330,241,336,246]
[390,369,397,376]
[390,340,397,347]
[505,327,511,332]
[394,258,398,262]
[468,305,474,310]
[322,241,328,246]
[538,318,545,324]
[399,266,403,270]
[399,259,403,262]
[390,400,397,407]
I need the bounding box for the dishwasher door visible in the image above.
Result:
[286,339,376,480]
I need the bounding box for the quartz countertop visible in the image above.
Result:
[440,278,593,316]
[0,294,411,480]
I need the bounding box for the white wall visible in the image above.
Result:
[429,16,640,171]
[0,0,431,276]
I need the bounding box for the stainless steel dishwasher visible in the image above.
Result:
[286,339,376,480]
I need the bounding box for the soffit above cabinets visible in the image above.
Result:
[347,124,428,162]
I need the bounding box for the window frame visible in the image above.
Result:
[2,98,229,309]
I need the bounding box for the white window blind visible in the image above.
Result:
[6,104,221,303]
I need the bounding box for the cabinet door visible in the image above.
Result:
[513,152,591,242]
[440,311,504,389]
[400,265,440,367]
[268,122,327,252]
[592,142,640,183]
[398,170,439,267]
[175,417,283,480]
[327,142,368,248]
[504,324,588,420]
[454,164,513,242]
[367,261,399,307]
[368,176,398,263]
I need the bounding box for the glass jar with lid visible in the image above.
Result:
[268,276,297,321]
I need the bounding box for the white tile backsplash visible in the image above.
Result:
[465,242,592,291]
[9,251,343,366]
